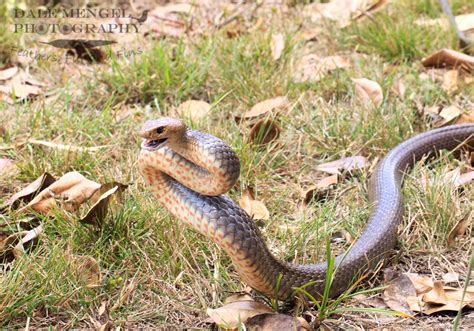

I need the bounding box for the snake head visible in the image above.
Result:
[139,117,187,150]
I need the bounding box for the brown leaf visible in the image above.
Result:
[80,183,128,225]
[246,313,307,330]
[352,78,384,107]
[293,54,352,83]
[424,287,474,314]
[422,281,448,305]
[243,96,289,119]
[98,301,107,317]
[302,174,338,205]
[447,213,470,247]
[224,292,254,304]
[415,13,474,33]
[206,300,274,328]
[442,272,459,284]
[176,100,211,121]
[248,119,281,146]
[452,112,474,125]
[28,139,114,152]
[18,172,101,214]
[71,255,101,287]
[391,78,406,99]
[0,158,18,178]
[0,71,43,103]
[0,66,19,81]
[239,189,270,220]
[271,33,285,61]
[405,273,435,295]
[383,274,417,314]
[421,49,474,72]
[316,155,368,175]
[441,70,459,94]
[1,172,57,212]
[11,225,43,258]
[455,171,474,187]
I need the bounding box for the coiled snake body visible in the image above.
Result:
[138,118,474,300]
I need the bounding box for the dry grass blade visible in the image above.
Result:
[447,213,470,247]
[28,139,115,152]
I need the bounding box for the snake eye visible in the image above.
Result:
[156,127,164,135]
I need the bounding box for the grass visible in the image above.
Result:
[0,0,473,328]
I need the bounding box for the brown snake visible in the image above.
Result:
[138,118,474,300]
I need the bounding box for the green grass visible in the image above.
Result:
[0,0,473,328]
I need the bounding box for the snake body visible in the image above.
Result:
[138,118,474,300]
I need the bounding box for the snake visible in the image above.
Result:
[138,118,474,300]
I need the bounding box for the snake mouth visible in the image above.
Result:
[141,138,168,150]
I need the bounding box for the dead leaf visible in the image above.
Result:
[442,272,459,284]
[424,287,474,314]
[447,214,470,247]
[243,96,289,119]
[316,155,368,175]
[405,273,435,295]
[391,79,406,99]
[352,78,384,107]
[17,172,101,214]
[302,174,338,205]
[271,33,285,61]
[249,119,281,145]
[441,70,459,94]
[456,171,474,187]
[415,13,474,33]
[0,66,18,80]
[98,301,107,317]
[206,300,274,329]
[224,292,254,304]
[176,100,211,121]
[293,54,351,83]
[1,172,57,212]
[246,313,307,330]
[28,139,114,152]
[71,255,101,287]
[452,112,474,125]
[421,49,474,72]
[0,158,18,178]
[423,281,448,305]
[383,274,417,314]
[239,189,270,220]
[11,225,43,258]
[424,105,473,127]
[80,184,127,225]
[0,70,43,103]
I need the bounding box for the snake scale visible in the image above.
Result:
[138,118,474,300]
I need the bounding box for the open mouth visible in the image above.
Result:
[142,138,167,150]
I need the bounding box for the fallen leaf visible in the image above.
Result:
[17,172,101,214]
[442,272,459,284]
[71,255,101,287]
[248,119,281,146]
[176,100,211,121]
[206,300,274,329]
[391,78,406,99]
[293,54,351,83]
[80,184,127,225]
[455,171,474,187]
[383,274,417,314]
[406,295,423,312]
[415,13,474,33]
[424,287,474,314]
[452,112,474,125]
[441,70,459,94]
[271,33,285,61]
[352,78,384,107]
[405,273,435,295]
[28,139,114,152]
[224,292,254,304]
[243,96,289,119]
[1,172,57,212]
[239,189,270,220]
[302,174,338,205]
[447,213,470,247]
[421,49,474,72]
[316,155,368,175]
[424,105,472,127]
[0,70,43,103]
[98,301,107,317]
[246,313,307,330]
[11,225,43,258]
[422,281,448,305]
[0,158,18,178]
[0,66,18,80]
